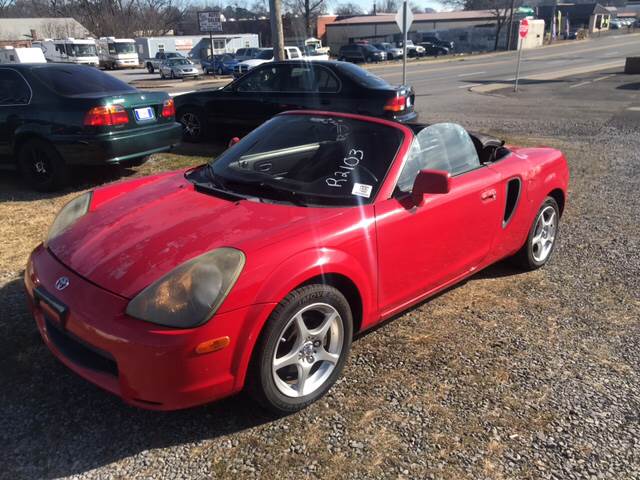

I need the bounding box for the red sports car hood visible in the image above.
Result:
[47,171,340,299]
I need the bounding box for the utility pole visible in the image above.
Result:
[269,0,285,60]
[506,0,516,51]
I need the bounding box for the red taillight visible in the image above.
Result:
[161,98,175,118]
[384,95,407,113]
[84,104,129,127]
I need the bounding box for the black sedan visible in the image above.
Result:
[174,60,417,143]
[0,64,182,191]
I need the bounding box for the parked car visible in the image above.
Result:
[419,42,450,56]
[421,34,455,51]
[234,47,303,78]
[234,47,262,62]
[0,64,182,191]
[301,45,330,61]
[159,57,200,79]
[25,110,569,413]
[338,44,387,63]
[201,54,238,75]
[373,42,404,60]
[175,60,416,142]
[397,40,426,57]
[145,51,184,73]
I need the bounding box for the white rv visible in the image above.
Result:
[96,37,139,69]
[0,46,46,64]
[34,38,99,66]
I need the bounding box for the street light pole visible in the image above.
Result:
[402,0,408,85]
[269,0,285,60]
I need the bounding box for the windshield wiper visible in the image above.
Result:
[223,178,308,207]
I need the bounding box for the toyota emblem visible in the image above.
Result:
[55,276,70,291]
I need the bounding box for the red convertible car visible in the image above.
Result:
[25,111,569,413]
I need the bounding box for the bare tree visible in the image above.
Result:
[335,2,362,15]
[376,0,397,13]
[0,0,16,17]
[443,0,518,50]
[284,0,326,37]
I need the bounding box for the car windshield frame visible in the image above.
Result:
[190,114,405,207]
[114,42,135,54]
[66,43,97,57]
[336,62,390,89]
[256,49,274,60]
[31,65,136,96]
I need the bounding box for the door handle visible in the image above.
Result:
[481,189,497,201]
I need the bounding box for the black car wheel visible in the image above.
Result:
[147,64,154,74]
[170,70,176,79]
[160,70,165,79]
[512,196,560,270]
[248,284,353,414]
[217,66,224,75]
[18,139,69,192]
[178,108,205,142]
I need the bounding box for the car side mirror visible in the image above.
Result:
[228,137,241,148]
[411,169,451,206]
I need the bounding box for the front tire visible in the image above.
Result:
[18,139,69,192]
[512,196,560,270]
[248,284,353,414]
[147,63,154,73]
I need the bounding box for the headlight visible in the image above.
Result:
[46,191,92,244]
[125,248,246,328]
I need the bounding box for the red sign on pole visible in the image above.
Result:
[519,18,529,38]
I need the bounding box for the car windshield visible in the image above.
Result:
[114,42,135,54]
[336,62,390,89]
[66,44,97,57]
[257,49,273,59]
[31,65,135,96]
[170,59,191,65]
[190,115,404,206]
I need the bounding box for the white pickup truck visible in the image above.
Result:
[233,46,328,78]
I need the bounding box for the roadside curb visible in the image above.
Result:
[469,60,626,93]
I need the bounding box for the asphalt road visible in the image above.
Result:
[106,31,640,96]
[370,32,640,94]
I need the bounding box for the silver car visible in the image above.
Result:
[159,58,200,79]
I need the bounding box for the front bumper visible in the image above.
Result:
[25,245,275,410]
[55,121,182,166]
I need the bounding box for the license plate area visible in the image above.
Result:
[134,106,155,122]
[34,286,68,327]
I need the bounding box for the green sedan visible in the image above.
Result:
[0,64,182,191]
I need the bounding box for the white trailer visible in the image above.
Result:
[97,37,139,69]
[34,38,99,66]
[0,46,46,64]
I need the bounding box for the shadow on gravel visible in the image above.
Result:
[0,141,222,203]
[0,259,525,478]
[0,166,138,203]
[0,276,277,479]
[616,82,640,91]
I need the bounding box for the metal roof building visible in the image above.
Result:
[0,18,90,44]
[324,10,502,52]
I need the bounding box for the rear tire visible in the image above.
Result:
[18,139,69,192]
[178,107,206,143]
[511,196,560,270]
[247,284,353,414]
[147,63,154,74]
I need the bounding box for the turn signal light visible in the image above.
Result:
[384,96,407,112]
[84,105,129,126]
[195,336,230,355]
[161,98,175,118]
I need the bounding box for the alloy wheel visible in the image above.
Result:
[531,205,557,262]
[180,112,201,138]
[272,303,344,398]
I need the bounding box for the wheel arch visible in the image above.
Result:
[548,188,565,216]
[231,249,375,392]
[12,132,56,160]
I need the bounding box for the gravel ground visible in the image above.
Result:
[1,72,639,480]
